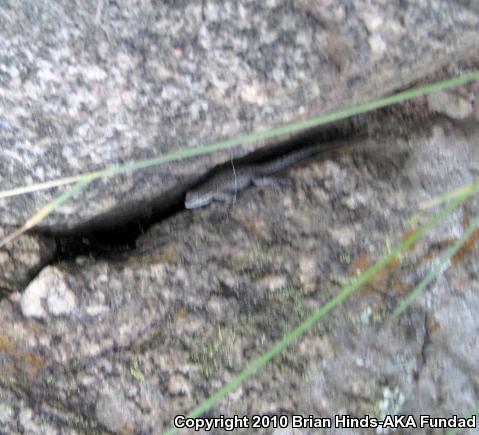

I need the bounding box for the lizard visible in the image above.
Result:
[184,136,354,209]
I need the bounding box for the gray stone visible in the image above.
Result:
[95,391,131,433]
[20,266,77,319]
[0,226,55,294]
[168,374,190,396]
[0,0,478,229]
[427,90,474,120]
[0,117,477,432]
[0,402,13,424]
[0,3,478,434]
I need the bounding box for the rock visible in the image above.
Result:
[0,2,479,433]
[427,90,474,120]
[0,402,13,424]
[0,118,477,431]
[168,374,190,396]
[95,392,131,433]
[0,227,55,294]
[0,1,478,229]
[20,266,76,319]
[18,409,35,433]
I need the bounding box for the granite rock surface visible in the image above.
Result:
[0,0,478,228]
[0,117,478,432]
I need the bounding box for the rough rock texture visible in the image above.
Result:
[0,115,478,432]
[0,226,55,294]
[1,1,479,433]
[0,0,478,228]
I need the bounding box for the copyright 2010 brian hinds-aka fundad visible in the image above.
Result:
[173,414,477,431]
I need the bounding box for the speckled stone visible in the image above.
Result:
[20,266,77,319]
[0,226,55,293]
[0,0,478,228]
[0,118,477,432]
[427,90,474,120]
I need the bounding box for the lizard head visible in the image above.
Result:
[184,190,213,209]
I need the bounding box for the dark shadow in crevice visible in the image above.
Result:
[33,115,371,261]
[32,99,439,262]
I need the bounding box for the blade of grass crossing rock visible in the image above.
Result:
[0,179,92,248]
[421,179,479,209]
[394,213,479,316]
[5,75,476,249]
[163,193,472,435]
[1,70,479,200]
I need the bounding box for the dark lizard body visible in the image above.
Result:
[185,138,350,209]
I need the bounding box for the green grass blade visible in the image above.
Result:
[163,193,470,435]
[0,179,92,247]
[421,179,479,209]
[394,213,479,316]
[0,175,89,200]
[1,70,478,200]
